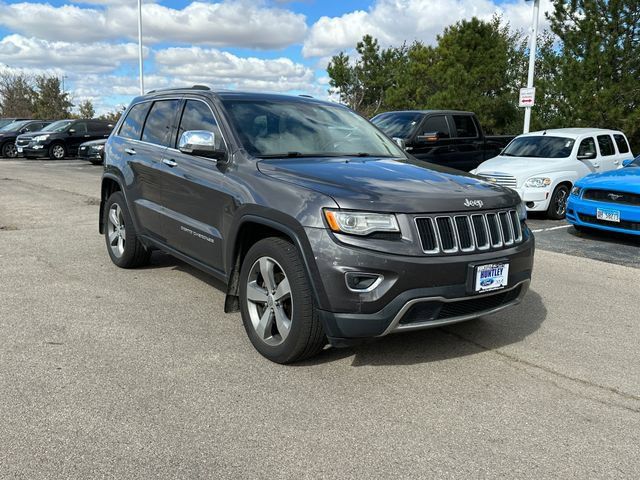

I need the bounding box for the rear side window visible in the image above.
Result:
[177,100,223,149]
[613,134,630,154]
[141,100,180,146]
[452,115,478,138]
[73,122,88,134]
[578,137,596,157]
[597,135,614,156]
[119,102,151,140]
[422,116,450,138]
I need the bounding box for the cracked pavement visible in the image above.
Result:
[1,159,639,479]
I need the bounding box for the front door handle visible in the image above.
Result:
[162,158,177,167]
[124,148,136,155]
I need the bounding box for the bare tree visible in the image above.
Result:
[0,70,36,117]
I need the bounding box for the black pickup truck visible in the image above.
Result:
[371,110,515,172]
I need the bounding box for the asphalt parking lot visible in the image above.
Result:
[1,158,639,479]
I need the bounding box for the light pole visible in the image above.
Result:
[523,0,540,133]
[137,0,144,95]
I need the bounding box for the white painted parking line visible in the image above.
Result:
[531,225,572,233]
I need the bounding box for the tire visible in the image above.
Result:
[103,191,151,268]
[49,143,66,160]
[547,184,570,220]
[239,237,326,364]
[1,141,17,158]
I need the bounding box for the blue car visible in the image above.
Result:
[567,155,640,236]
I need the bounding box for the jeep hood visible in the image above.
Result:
[257,156,519,213]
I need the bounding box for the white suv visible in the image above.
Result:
[472,128,634,219]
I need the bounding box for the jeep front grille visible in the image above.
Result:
[415,210,523,255]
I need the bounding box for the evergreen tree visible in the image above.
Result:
[33,76,73,119]
[0,71,36,117]
[78,99,95,119]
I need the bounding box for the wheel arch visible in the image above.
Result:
[223,215,328,314]
[99,174,125,234]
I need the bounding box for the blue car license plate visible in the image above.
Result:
[596,208,620,223]
[475,263,509,293]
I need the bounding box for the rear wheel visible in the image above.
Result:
[49,143,66,160]
[1,141,17,158]
[103,191,150,268]
[239,237,325,364]
[547,185,570,220]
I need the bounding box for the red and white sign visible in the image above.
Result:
[519,87,536,107]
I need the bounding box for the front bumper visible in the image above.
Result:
[567,195,640,236]
[515,187,552,211]
[21,143,48,158]
[305,227,535,342]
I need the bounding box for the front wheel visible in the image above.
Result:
[49,143,66,160]
[2,141,17,158]
[103,191,151,268]
[239,237,325,364]
[547,185,569,220]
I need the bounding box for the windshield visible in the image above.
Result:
[371,112,423,139]
[502,136,576,158]
[221,100,404,158]
[42,120,73,132]
[0,120,29,132]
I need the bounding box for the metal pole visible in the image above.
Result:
[523,0,540,133]
[137,0,144,95]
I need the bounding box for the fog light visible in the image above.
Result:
[345,272,383,292]
[526,201,535,208]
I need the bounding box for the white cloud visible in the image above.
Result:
[0,1,307,49]
[0,34,142,73]
[155,47,316,92]
[302,0,552,58]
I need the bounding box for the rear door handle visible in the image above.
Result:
[162,158,177,167]
[124,148,136,155]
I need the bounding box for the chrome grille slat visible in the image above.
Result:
[415,209,523,255]
[479,173,518,189]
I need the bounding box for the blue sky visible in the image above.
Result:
[0,0,550,113]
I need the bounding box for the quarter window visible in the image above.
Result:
[578,137,596,157]
[119,102,151,140]
[422,116,450,138]
[177,100,223,149]
[597,135,615,156]
[141,100,180,147]
[452,115,478,138]
[613,134,630,154]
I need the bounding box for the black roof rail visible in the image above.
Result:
[298,94,313,98]
[146,85,211,94]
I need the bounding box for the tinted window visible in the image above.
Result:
[613,134,629,154]
[73,122,88,134]
[452,115,478,138]
[42,120,73,132]
[0,120,30,132]
[502,136,575,158]
[119,102,151,140]
[371,112,423,138]
[141,100,179,146]
[597,135,614,156]
[577,137,596,157]
[177,100,223,149]
[422,115,450,138]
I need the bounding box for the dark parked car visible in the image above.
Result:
[0,120,52,158]
[0,117,30,129]
[78,139,106,164]
[100,87,534,363]
[17,119,114,159]
[371,110,515,172]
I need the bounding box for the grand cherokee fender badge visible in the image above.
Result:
[464,199,484,208]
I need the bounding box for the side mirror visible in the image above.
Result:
[392,137,406,150]
[178,130,225,160]
[577,151,596,160]
[416,131,440,143]
[68,129,76,135]
[622,158,634,167]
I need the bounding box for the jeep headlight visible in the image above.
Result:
[571,186,582,196]
[33,134,50,142]
[516,200,527,221]
[324,209,400,236]
[524,177,552,188]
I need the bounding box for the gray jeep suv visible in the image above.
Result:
[100,86,534,363]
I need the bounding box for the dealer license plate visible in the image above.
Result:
[475,263,509,293]
[17,147,23,153]
[596,208,620,223]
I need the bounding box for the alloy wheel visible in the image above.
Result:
[555,189,568,216]
[245,256,293,346]
[3,142,17,158]
[52,145,65,159]
[107,204,126,258]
